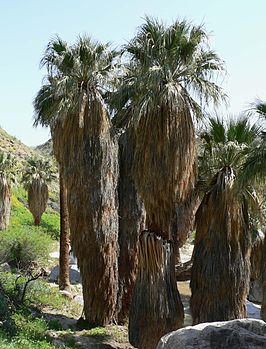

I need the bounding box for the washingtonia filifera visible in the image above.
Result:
[34,35,119,326]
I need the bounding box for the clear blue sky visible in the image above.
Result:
[0,0,265,146]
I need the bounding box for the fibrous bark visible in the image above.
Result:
[134,106,196,238]
[129,232,184,349]
[0,175,11,231]
[28,178,48,226]
[116,128,146,324]
[58,168,71,292]
[190,167,251,324]
[261,235,266,321]
[53,99,119,326]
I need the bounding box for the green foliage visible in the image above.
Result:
[0,187,59,269]
[0,228,52,269]
[10,188,60,239]
[0,152,18,185]
[22,157,57,190]
[34,35,117,129]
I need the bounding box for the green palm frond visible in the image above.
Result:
[240,132,266,186]
[0,153,17,184]
[111,17,226,127]
[250,99,266,119]
[198,115,261,187]
[22,156,57,190]
[34,35,118,129]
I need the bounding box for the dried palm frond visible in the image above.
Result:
[190,166,251,324]
[28,177,48,226]
[129,231,184,349]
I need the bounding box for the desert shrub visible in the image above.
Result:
[0,287,16,335]
[0,228,52,269]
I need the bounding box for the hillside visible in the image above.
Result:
[0,127,53,163]
[35,139,53,157]
[0,127,36,161]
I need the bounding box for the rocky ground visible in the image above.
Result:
[47,240,262,348]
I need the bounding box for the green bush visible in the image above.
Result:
[0,228,52,269]
[11,189,60,240]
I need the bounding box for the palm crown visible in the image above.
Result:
[112,17,226,125]
[34,35,117,129]
[22,157,56,190]
[199,116,262,185]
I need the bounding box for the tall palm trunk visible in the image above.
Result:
[116,128,146,324]
[128,106,194,345]
[190,167,251,324]
[58,168,71,292]
[129,232,184,349]
[0,175,11,231]
[261,237,266,321]
[53,100,119,326]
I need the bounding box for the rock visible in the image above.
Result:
[49,265,81,284]
[73,295,84,305]
[0,263,11,273]
[156,319,266,349]
[247,300,261,319]
[249,279,263,304]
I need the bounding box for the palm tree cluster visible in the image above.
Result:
[0,153,55,233]
[32,16,266,349]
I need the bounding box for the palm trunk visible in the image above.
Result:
[28,178,48,226]
[261,236,266,321]
[53,101,119,326]
[116,129,146,324]
[0,176,11,231]
[190,167,251,324]
[58,168,71,292]
[129,232,184,349]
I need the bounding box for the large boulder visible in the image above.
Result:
[156,319,266,349]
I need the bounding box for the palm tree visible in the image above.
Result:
[22,157,55,225]
[0,153,16,230]
[190,115,263,324]
[245,100,266,321]
[113,17,225,348]
[34,36,119,326]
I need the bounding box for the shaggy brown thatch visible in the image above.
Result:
[116,128,146,324]
[28,177,48,226]
[170,188,200,263]
[133,104,196,239]
[53,97,119,326]
[0,175,11,230]
[250,233,264,281]
[190,167,251,324]
[261,237,266,321]
[129,231,184,349]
